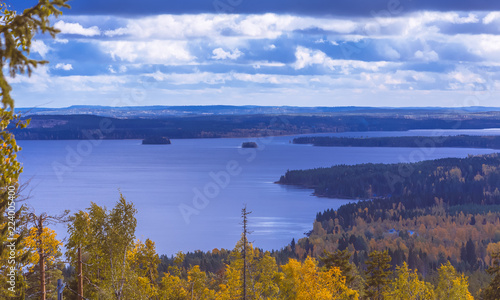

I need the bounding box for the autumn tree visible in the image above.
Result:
[0,1,69,298]
[187,264,217,299]
[278,256,358,300]
[128,238,161,299]
[159,272,188,300]
[436,261,473,300]
[364,250,392,300]
[66,194,138,299]
[216,234,282,300]
[22,226,64,299]
[385,262,434,300]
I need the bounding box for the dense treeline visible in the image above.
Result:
[278,153,500,207]
[302,204,500,297]
[275,153,500,298]
[12,195,499,299]
[293,135,500,149]
[13,113,500,140]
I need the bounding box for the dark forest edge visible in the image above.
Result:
[293,135,500,149]
[12,112,500,140]
[277,152,500,202]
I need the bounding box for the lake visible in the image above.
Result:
[17,129,500,255]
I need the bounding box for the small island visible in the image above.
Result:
[241,142,258,148]
[142,137,171,145]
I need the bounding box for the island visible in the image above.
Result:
[293,135,500,149]
[241,141,258,148]
[142,137,171,145]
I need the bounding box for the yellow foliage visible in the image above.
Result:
[23,226,62,272]
[280,256,358,300]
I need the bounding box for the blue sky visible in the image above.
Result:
[9,0,500,107]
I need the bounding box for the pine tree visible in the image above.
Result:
[483,251,500,300]
[364,250,392,300]
[241,205,251,300]
[320,249,354,286]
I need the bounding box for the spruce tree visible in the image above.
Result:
[483,251,500,300]
[364,250,392,300]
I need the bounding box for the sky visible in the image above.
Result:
[8,0,500,107]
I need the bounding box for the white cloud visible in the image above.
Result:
[102,13,358,42]
[293,47,336,70]
[232,73,300,84]
[329,60,395,75]
[148,71,228,85]
[8,65,50,92]
[378,45,400,60]
[212,48,243,60]
[54,63,73,71]
[54,20,101,36]
[448,68,485,84]
[252,61,286,69]
[100,40,194,64]
[414,50,439,62]
[31,40,50,57]
[54,39,69,44]
[450,34,500,61]
[12,11,500,107]
[483,12,500,24]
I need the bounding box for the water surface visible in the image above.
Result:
[18,129,500,255]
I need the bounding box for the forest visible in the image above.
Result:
[277,153,500,204]
[12,113,500,140]
[4,196,500,299]
[293,135,500,149]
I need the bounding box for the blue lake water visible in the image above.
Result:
[17,129,500,255]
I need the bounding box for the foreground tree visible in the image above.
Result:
[128,238,161,299]
[66,194,138,299]
[436,261,474,300]
[0,1,69,298]
[364,250,392,300]
[22,225,64,299]
[482,251,500,300]
[279,256,358,300]
[215,228,285,299]
[320,249,355,286]
[385,262,434,300]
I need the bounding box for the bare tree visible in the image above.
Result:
[241,205,252,300]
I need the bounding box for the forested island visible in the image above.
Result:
[277,152,500,203]
[293,135,500,149]
[241,141,258,148]
[142,136,171,145]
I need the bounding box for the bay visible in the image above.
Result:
[17,129,500,255]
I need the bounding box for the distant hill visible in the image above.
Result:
[15,105,500,119]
